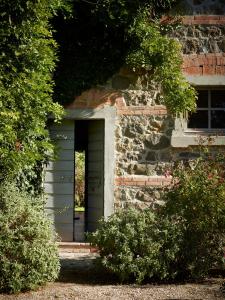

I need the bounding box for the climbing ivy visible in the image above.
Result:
[53,0,196,114]
[126,9,196,114]
[0,0,196,191]
[0,0,70,192]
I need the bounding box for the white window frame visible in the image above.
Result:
[171,86,225,147]
[188,89,225,130]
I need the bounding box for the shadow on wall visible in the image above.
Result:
[175,0,225,14]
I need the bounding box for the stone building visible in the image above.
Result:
[44,0,225,241]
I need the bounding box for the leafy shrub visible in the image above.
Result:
[163,153,225,279]
[0,182,60,293]
[0,0,70,191]
[89,208,182,283]
[90,151,225,282]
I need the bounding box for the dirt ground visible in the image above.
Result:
[0,253,224,300]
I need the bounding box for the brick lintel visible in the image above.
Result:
[182,53,225,76]
[115,176,172,187]
[117,105,167,116]
[182,15,225,25]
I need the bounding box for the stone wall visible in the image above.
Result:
[169,16,225,76]
[114,93,192,209]
[115,108,174,209]
[67,6,225,211]
[116,115,173,177]
[171,24,225,54]
[113,14,225,209]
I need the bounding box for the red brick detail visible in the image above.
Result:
[65,88,126,109]
[64,89,168,114]
[160,15,225,25]
[115,176,172,187]
[182,54,225,76]
[203,65,215,75]
[216,66,225,75]
[182,15,225,25]
[117,105,167,116]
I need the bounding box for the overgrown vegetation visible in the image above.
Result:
[0,0,70,192]
[53,0,196,114]
[90,149,225,282]
[0,182,59,293]
[163,150,225,279]
[0,0,196,193]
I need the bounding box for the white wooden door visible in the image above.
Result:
[44,120,75,242]
[87,120,104,232]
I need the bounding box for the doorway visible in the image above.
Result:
[74,120,104,241]
[45,106,115,242]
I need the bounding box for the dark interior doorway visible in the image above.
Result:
[74,120,104,241]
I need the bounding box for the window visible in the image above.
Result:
[171,88,225,147]
[188,90,225,130]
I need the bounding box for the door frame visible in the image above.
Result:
[66,106,116,218]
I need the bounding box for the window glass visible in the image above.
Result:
[211,90,225,108]
[188,111,208,128]
[211,111,225,128]
[188,89,225,129]
[196,90,208,108]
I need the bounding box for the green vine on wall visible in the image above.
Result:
[0,0,197,192]
[126,9,196,114]
[0,0,70,192]
[53,0,196,114]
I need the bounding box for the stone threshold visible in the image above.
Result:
[58,242,98,253]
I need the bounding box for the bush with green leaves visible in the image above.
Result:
[0,0,72,192]
[0,182,60,293]
[90,149,225,282]
[162,152,225,279]
[89,208,182,283]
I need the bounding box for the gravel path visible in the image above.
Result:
[0,253,224,300]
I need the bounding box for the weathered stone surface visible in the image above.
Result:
[178,151,200,159]
[133,164,148,175]
[160,151,172,162]
[122,89,163,106]
[170,25,225,54]
[146,151,157,162]
[144,135,170,150]
[116,115,174,176]
[114,186,167,210]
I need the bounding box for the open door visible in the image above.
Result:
[45,120,75,242]
[45,119,105,242]
[86,120,104,232]
[74,119,104,240]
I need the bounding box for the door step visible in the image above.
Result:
[58,242,98,253]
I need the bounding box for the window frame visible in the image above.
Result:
[187,88,225,131]
[171,86,225,147]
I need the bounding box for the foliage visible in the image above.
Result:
[90,145,225,282]
[89,208,182,283]
[126,9,196,114]
[162,150,225,279]
[53,0,196,114]
[0,0,72,192]
[0,181,60,293]
[75,151,85,208]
